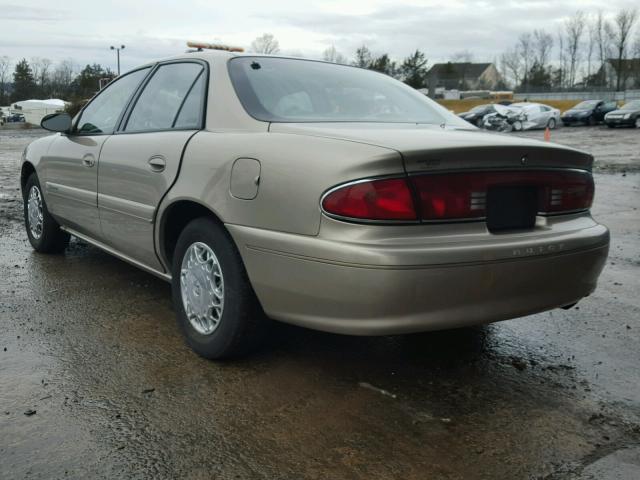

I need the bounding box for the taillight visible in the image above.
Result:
[321,178,417,221]
[409,170,593,221]
[322,170,593,223]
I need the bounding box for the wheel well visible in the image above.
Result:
[21,162,36,192]
[160,201,224,268]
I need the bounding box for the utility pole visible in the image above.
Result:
[110,45,125,75]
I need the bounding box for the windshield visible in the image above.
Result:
[620,100,640,111]
[229,57,460,125]
[573,100,599,110]
[470,105,491,113]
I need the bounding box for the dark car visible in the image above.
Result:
[604,100,640,128]
[458,104,496,127]
[561,100,618,126]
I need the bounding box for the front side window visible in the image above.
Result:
[76,68,150,134]
[125,63,204,132]
[229,57,466,126]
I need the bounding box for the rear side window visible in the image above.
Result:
[174,72,206,129]
[76,68,150,135]
[125,63,204,132]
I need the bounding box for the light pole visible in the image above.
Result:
[110,45,125,75]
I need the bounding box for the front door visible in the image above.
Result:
[97,61,206,270]
[42,67,151,239]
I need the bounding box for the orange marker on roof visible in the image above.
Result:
[187,41,244,52]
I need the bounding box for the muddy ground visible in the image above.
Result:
[1,127,639,480]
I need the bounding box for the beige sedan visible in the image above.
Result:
[20,48,609,358]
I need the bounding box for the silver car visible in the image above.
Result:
[20,47,609,358]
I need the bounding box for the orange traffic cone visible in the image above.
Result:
[544,127,551,142]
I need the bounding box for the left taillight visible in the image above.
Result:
[321,178,417,221]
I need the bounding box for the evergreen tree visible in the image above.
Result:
[400,50,428,89]
[353,46,373,68]
[11,58,36,102]
[71,64,115,98]
[369,54,397,77]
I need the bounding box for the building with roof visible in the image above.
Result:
[427,62,503,91]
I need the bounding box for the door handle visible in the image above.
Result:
[148,156,166,172]
[82,154,96,168]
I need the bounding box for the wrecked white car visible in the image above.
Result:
[483,103,560,132]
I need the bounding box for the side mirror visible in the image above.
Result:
[41,113,72,133]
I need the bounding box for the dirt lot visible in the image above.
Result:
[1,127,639,479]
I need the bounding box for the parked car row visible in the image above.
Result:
[459,99,640,131]
[459,102,560,132]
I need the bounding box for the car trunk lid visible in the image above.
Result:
[269,122,593,172]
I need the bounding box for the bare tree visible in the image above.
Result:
[322,45,347,64]
[565,11,586,88]
[250,33,280,54]
[607,8,638,91]
[31,57,52,95]
[533,29,554,68]
[592,11,612,86]
[50,60,75,98]
[518,33,533,90]
[500,48,523,88]
[0,56,11,103]
[556,29,567,88]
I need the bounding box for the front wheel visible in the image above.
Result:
[635,117,640,128]
[23,173,70,253]
[171,217,268,359]
[547,118,557,129]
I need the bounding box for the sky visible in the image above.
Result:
[1,0,638,74]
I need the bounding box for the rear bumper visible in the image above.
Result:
[228,221,609,335]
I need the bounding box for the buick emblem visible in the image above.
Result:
[521,155,528,165]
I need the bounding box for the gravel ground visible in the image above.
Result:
[1,127,639,479]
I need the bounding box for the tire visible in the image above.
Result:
[547,118,557,129]
[512,121,522,131]
[635,117,640,129]
[587,115,596,126]
[171,217,267,359]
[23,173,70,253]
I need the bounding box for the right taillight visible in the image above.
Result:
[409,170,594,221]
[322,170,593,223]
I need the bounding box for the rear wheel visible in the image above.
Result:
[512,121,522,131]
[23,173,69,253]
[171,217,267,359]
[587,115,596,126]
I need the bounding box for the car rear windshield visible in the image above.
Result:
[228,57,449,124]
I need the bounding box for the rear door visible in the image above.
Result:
[42,67,150,239]
[97,60,207,270]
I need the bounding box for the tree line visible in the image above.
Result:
[0,56,115,105]
[499,8,639,92]
[250,8,640,93]
[2,8,638,107]
[249,33,430,89]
